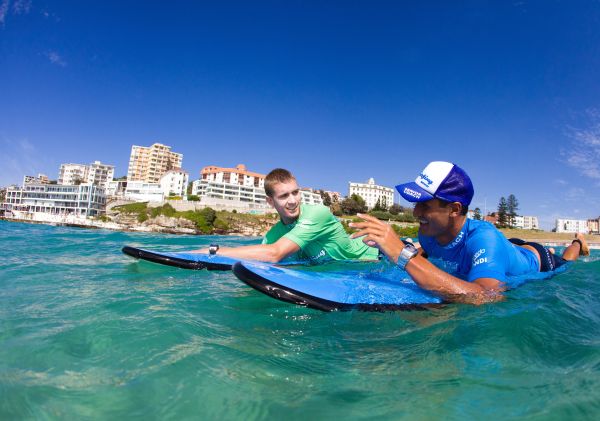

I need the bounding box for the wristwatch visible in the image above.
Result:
[208,244,219,255]
[397,242,418,270]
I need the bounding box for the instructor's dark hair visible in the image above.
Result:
[264,168,296,197]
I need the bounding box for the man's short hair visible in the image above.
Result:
[264,168,296,197]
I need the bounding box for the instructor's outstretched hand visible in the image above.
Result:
[349,213,405,264]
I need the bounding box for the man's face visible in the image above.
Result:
[412,199,455,243]
[266,180,301,224]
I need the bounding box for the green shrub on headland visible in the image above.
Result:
[115,203,223,233]
[368,210,416,223]
[115,202,148,214]
[392,224,419,238]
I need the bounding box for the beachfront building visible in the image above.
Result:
[1,182,106,218]
[191,164,322,213]
[191,164,267,211]
[86,161,115,187]
[521,215,539,230]
[58,163,88,185]
[511,215,539,230]
[127,142,183,183]
[587,217,600,235]
[105,180,128,197]
[23,174,49,184]
[160,169,189,197]
[555,218,588,234]
[124,181,164,202]
[324,190,343,203]
[348,178,395,210]
[58,161,115,188]
[200,164,265,188]
[300,188,325,205]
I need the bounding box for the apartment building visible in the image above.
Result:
[587,217,600,235]
[160,169,189,197]
[348,178,395,210]
[124,181,164,202]
[58,161,114,188]
[511,215,539,230]
[200,164,265,188]
[23,174,49,184]
[191,164,322,212]
[127,143,183,183]
[87,161,115,187]
[58,163,88,185]
[555,218,588,234]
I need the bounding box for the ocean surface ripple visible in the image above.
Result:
[1,220,599,420]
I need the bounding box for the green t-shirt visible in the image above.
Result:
[262,203,379,263]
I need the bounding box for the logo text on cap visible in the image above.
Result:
[403,188,421,199]
[418,172,433,188]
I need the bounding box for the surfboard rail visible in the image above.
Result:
[121,246,233,270]
[233,261,444,312]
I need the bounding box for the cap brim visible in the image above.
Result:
[395,182,434,203]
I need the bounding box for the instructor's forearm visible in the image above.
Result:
[405,256,493,303]
[216,245,283,262]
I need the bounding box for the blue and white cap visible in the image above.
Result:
[396,161,474,207]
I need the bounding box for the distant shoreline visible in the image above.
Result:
[498,228,600,248]
[2,216,599,248]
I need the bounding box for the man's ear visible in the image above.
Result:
[266,196,274,207]
[449,202,463,217]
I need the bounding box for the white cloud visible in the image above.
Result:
[0,0,32,26]
[563,108,600,183]
[0,0,10,25]
[12,0,31,15]
[46,50,66,67]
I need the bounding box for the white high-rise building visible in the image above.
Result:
[87,161,115,187]
[522,215,539,230]
[555,218,588,234]
[348,178,394,210]
[23,174,49,184]
[58,163,89,185]
[127,143,183,183]
[58,161,114,188]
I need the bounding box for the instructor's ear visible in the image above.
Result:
[266,196,274,207]
[449,202,462,217]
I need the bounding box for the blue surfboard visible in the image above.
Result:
[122,246,237,270]
[233,261,443,311]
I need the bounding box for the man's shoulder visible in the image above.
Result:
[464,219,506,251]
[465,219,502,239]
[300,204,333,220]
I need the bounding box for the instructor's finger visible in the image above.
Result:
[356,213,381,223]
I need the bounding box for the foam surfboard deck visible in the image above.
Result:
[233,261,443,311]
[122,246,236,270]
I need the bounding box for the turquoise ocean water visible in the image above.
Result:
[1,220,600,420]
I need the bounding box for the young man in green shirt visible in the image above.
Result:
[192,168,378,263]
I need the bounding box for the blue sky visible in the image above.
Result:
[2,1,600,229]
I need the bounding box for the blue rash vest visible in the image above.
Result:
[418,219,539,283]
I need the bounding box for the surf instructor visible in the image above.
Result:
[350,161,589,305]
[191,168,379,263]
